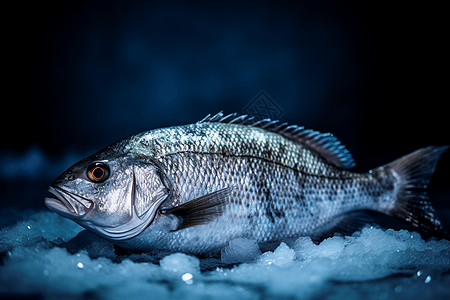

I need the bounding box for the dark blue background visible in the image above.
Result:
[1,1,448,229]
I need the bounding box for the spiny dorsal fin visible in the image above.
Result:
[198,112,355,169]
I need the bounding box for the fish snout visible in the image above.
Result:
[52,171,78,185]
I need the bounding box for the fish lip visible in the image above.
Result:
[45,186,93,218]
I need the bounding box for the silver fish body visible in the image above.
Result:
[45,112,449,254]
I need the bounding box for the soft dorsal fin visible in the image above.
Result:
[198,112,355,169]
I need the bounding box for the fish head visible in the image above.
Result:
[45,152,169,241]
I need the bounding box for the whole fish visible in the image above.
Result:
[45,112,449,254]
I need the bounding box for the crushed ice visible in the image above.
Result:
[1,211,449,300]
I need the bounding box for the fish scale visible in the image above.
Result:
[135,151,379,251]
[45,112,449,254]
[132,123,343,178]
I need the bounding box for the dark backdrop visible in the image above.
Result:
[1,1,448,229]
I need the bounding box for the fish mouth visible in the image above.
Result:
[45,186,93,218]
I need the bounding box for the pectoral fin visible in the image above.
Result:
[161,187,233,231]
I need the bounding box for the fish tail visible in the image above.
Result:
[375,145,449,239]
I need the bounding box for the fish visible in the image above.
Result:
[45,112,449,255]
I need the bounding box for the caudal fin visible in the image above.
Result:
[376,146,449,239]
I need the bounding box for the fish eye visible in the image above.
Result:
[87,162,110,183]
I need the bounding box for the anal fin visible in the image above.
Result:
[162,187,233,231]
[311,210,374,243]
